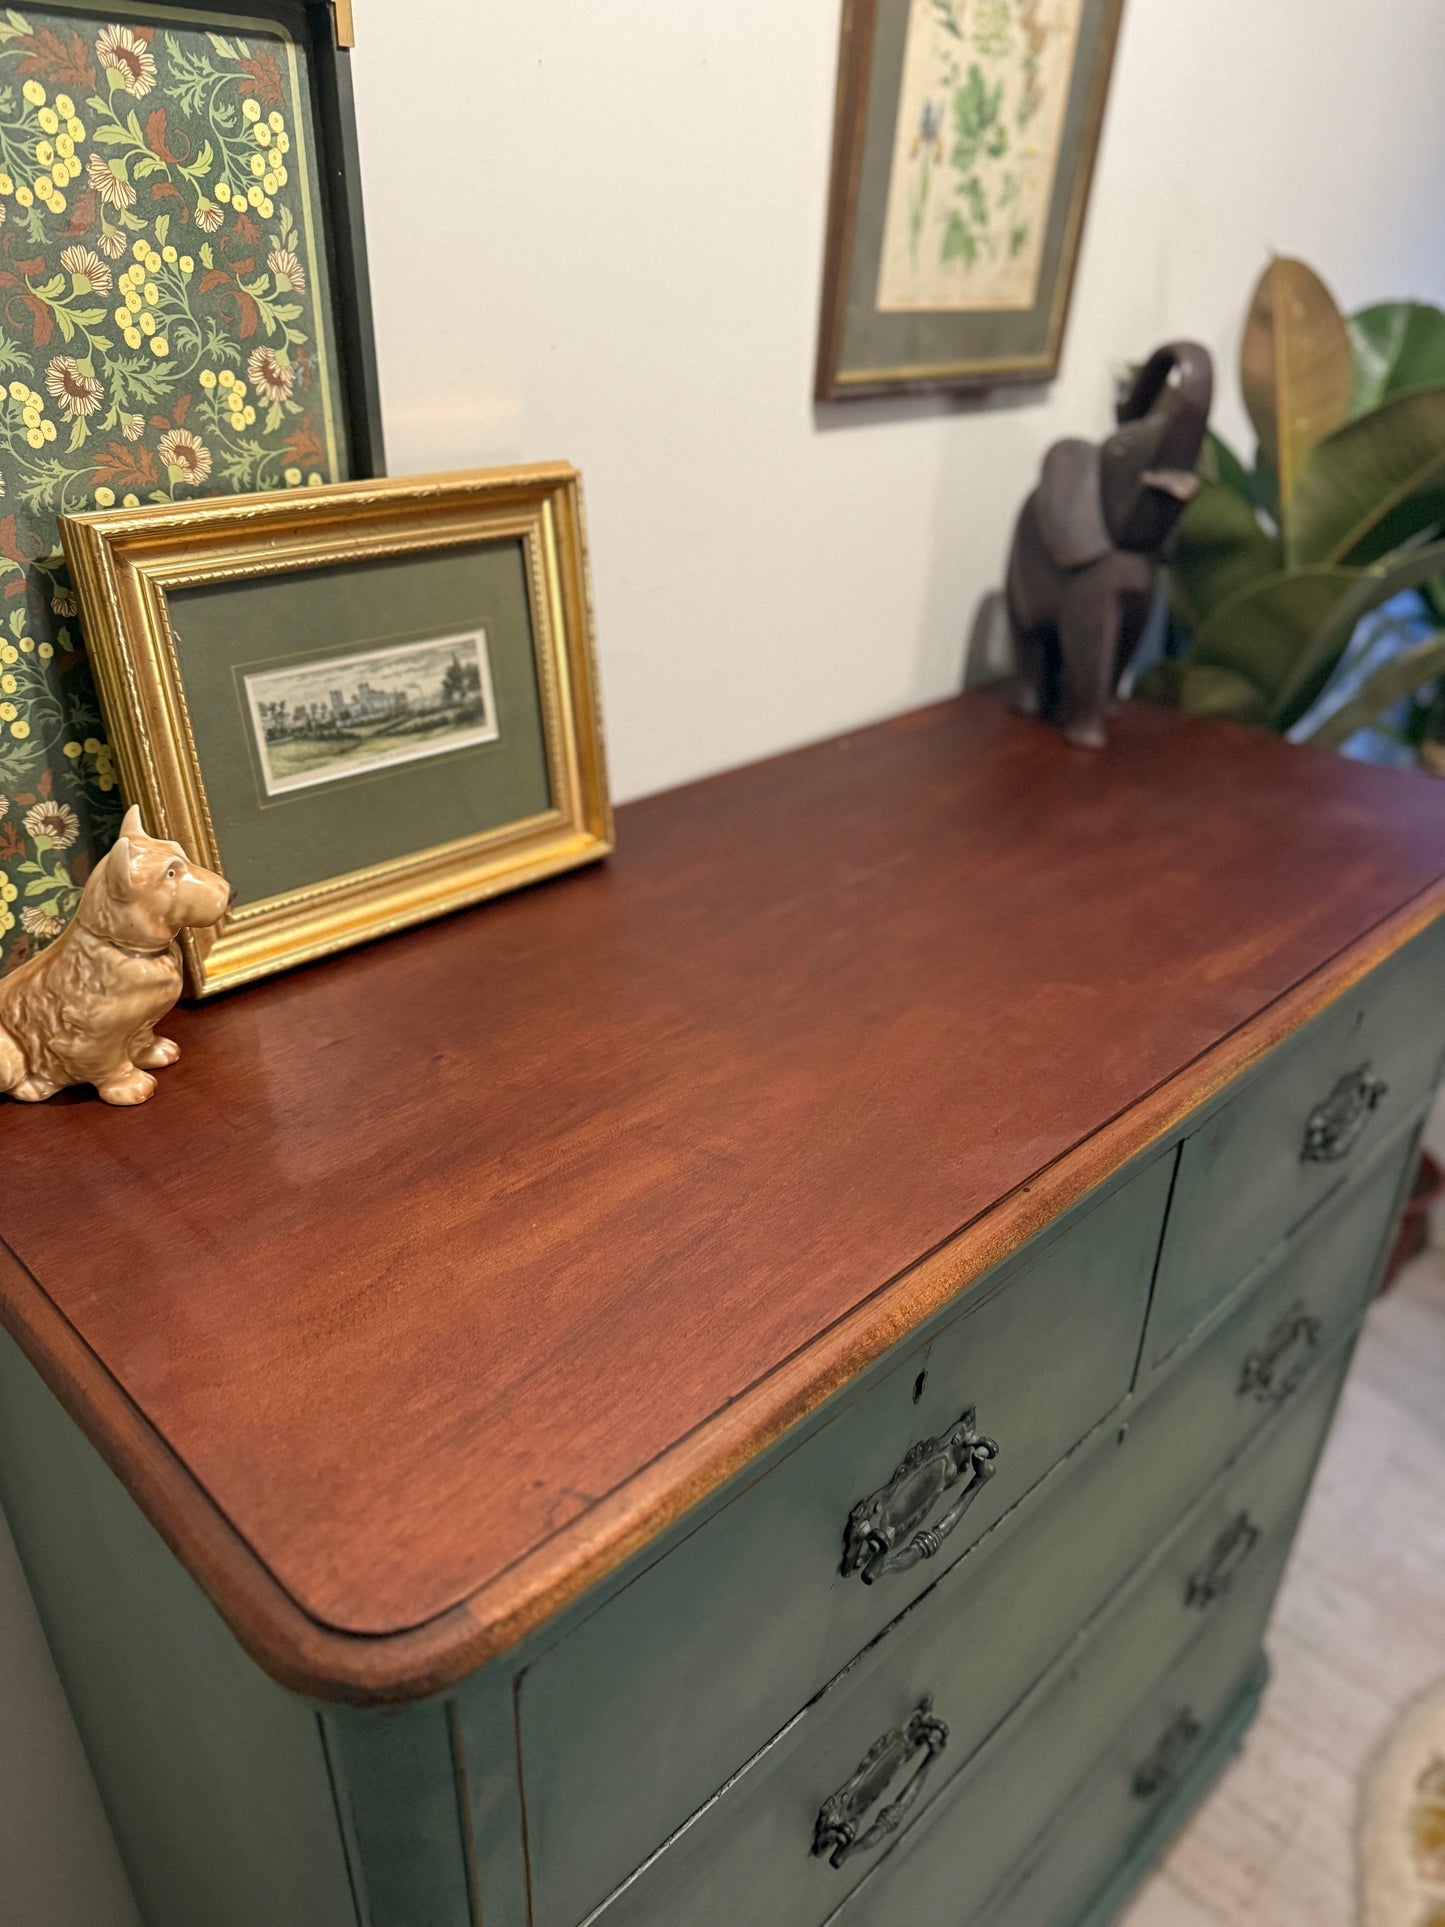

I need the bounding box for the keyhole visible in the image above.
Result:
[912,1370,928,1404]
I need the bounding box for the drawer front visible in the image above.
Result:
[1127,1124,1412,1514]
[1146,925,1444,1365]
[576,1335,1346,1927]
[980,1637,1270,1927]
[827,1447,1308,1927]
[516,1156,1171,1927]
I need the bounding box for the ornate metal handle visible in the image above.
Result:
[812,1698,949,1868]
[1302,1064,1388,1163]
[1133,1709,1202,1800]
[1186,1511,1261,1608]
[842,1408,1000,1585]
[1237,1300,1321,1408]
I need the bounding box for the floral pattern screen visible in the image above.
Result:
[875,0,1084,313]
[0,6,346,976]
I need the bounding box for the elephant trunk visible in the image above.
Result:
[1101,339,1215,553]
[1116,341,1214,476]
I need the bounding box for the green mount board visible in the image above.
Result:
[0,0,381,979]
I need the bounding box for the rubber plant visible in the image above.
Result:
[1136,258,1445,758]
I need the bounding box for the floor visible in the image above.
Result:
[1118,1244,1445,1926]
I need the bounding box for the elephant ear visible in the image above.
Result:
[1033,439,1112,571]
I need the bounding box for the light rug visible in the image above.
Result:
[1363,1680,1445,1927]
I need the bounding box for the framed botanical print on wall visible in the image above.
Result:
[0,0,379,980]
[815,0,1127,400]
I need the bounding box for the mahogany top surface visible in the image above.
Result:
[4,694,1445,1690]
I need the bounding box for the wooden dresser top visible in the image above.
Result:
[4,694,1445,1699]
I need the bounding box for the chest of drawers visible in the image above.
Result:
[3,694,1444,1927]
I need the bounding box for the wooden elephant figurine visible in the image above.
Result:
[1006,341,1214,748]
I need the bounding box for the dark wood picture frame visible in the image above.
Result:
[135,0,384,475]
[244,0,384,475]
[815,0,1127,402]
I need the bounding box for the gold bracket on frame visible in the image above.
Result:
[328,0,356,50]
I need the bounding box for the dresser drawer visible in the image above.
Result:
[822,1439,1310,1927]
[979,1642,1269,1927]
[1146,926,1444,1365]
[1128,1118,1411,1514]
[570,1322,1342,1927]
[515,1155,1170,1927]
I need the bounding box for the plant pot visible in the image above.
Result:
[1379,1150,1445,1292]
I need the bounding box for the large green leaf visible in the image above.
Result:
[1133,659,1272,725]
[1348,303,1445,414]
[1190,567,1358,701]
[1197,430,1279,522]
[1241,258,1354,507]
[1301,632,1445,748]
[1269,538,1445,728]
[1288,386,1445,565]
[1166,480,1283,633]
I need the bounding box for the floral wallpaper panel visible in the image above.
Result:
[0,5,348,975]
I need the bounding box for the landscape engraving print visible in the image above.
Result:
[243,630,499,795]
[876,0,1084,313]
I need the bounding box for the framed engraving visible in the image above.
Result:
[60,464,613,995]
[242,629,501,797]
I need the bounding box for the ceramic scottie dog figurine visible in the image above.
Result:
[0,804,231,1104]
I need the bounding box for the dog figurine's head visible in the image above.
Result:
[85,805,233,951]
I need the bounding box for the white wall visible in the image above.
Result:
[6,1,1445,1916]
[359,0,1445,802]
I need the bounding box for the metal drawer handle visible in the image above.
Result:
[812,1697,949,1868]
[1186,1511,1261,1608]
[1302,1063,1388,1163]
[1133,1709,1202,1800]
[842,1407,999,1586]
[1237,1300,1321,1408]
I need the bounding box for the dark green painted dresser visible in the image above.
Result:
[3,694,1444,1927]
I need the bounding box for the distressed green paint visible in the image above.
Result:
[321,1701,478,1927]
[513,1150,1173,1927]
[822,1563,1289,1925]
[451,1660,533,1927]
[980,1661,1270,1927]
[0,958,1433,1927]
[566,1334,1345,1927]
[0,1330,358,1927]
[1146,917,1445,1368]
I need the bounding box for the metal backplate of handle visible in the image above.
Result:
[1133,1708,1202,1800]
[1302,1064,1388,1163]
[842,1407,1000,1585]
[812,1698,949,1868]
[1186,1510,1261,1608]
[1238,1300,1321,1408]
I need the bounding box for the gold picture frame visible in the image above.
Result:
[815,0,1127,400]
[61,466,612,997]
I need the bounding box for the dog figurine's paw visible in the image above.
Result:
[98,1068,158,1106]
[133,1036,181,1070]
[10,1074,59,1103]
